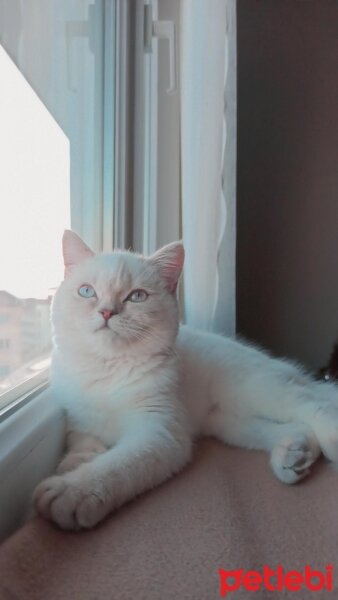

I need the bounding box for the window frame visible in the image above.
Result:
[132,0,159,255]
[0,386,65,541]
[0,376,49,424]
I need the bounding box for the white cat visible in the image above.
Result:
[34,230,338,530]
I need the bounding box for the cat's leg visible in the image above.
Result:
[217,363,338,465]
[277,381,338,463]
[204,413,321,484]
[299,402,338,464]
[33,413,191,530]
[57,430,108,474]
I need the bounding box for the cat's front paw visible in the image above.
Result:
[33,471,111,530]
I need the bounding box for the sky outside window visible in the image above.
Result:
[0,44,70,300]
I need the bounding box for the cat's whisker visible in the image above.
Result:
[118,322,180,359]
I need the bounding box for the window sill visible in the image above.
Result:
[0,370,49,422]
[0,386,65,542]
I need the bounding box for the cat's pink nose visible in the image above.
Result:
[99,309,115,321]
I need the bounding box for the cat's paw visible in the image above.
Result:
[33,471,111,530]
[270,435,320,484]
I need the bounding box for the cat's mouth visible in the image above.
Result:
[95,321,122,337]
[96,322,112,332]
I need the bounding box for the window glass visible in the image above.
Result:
[0,45,70,405]
[0,0,107,409]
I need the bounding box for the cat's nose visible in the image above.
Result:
[99,309,116,321]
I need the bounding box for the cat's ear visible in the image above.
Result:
[62,230,94,278]
[149,241,184,293]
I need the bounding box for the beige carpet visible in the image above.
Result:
[0,439,337,599]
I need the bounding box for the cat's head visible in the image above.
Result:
[52,230,184,358]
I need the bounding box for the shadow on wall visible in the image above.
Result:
[237,0,338,371]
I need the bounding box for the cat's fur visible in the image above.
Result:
[34,230,338,530]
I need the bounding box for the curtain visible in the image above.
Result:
[180,0,237,335]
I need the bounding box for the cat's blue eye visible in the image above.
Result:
[78,284,96,299]
[126,289,148,303]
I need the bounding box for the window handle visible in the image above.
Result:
[144,4,177,94]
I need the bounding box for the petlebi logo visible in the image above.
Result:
[218,565,333,596]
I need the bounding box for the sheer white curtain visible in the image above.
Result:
[180,0,236,335]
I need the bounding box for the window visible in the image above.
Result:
[0,0,129,413]
[0,44,70,409]
[0,0,143,416]
[0,0,173,541]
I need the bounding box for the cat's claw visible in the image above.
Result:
[33,472,111,530]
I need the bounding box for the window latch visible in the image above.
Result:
[144,4,177,94]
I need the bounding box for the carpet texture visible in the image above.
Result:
[0,439,337,599]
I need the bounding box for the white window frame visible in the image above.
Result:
[0,387,65,541]
[133,0,181,255]
[133,0,159,255]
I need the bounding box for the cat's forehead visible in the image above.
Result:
[75,251,153,289]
